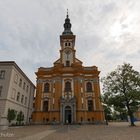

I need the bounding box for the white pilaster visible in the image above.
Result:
[94,98,96,110]
[53,98,54,104]
[62,79,64,97]
[81,97,83,104]
[72,79,74,97]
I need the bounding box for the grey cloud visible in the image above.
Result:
[0,0,140,85]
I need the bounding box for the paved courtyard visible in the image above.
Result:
[0,122,140,140]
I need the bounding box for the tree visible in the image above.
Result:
[7,108,16,124]
[17,111,24,125]
[103,105,112,121]
[102,63,140,126]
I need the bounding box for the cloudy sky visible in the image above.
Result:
[0,0,140,91]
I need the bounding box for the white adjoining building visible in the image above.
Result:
[0,61,35,129]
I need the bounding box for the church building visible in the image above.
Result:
[32,12,104,124]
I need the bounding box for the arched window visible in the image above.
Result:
[66,61,70,67]
[16,92,20,101]
[44,83,50,93]
[88,100,93,111]
[65,81,71,92]
[86,82,92,92]
[43,101,48,111]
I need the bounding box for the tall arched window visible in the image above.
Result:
[86,82,92,92]
[65,81,71,92]
[16,92,20,101]
[43,101,48,111]
[88,100,93,111]
[44,83,50,93]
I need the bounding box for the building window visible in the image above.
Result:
[21,95,24,104]
[23,82,26,90]
[65,42,67,46]
[43,101,48,111]
[53,104,54,109]
[0,70,5,79]
[86,82,93,92]
[14,74,18,83]
[88,118,90,122]
[26,85,29,92]
[82,104,84,109]
[88,100,93,111]
[44,83,50,93]
[19,78,22,87]
[65,81,71,92]
[25,97,27,105]
[16,92,20,101]
[66,61,70,67]
[11,89,16,99]
[0,86,3,97]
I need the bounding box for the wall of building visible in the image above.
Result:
[32,73,105,124]
[0,62,35,127]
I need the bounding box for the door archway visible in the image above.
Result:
[65,106,72,124]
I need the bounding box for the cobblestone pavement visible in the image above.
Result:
[0,122,140,140]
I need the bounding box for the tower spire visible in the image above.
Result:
[67,9,69,18]
[62,10,73,35]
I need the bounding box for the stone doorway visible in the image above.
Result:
[60,96,76,124]
[65,106,71,124]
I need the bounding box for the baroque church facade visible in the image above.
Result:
[32,13,104,124]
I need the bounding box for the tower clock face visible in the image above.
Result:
[65,49,71,54]
[64,49,71,60]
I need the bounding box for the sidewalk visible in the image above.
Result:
[0,122,140,140]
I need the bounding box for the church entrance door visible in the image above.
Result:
[65,106,71,124]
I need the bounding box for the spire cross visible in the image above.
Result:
[67,9,69,18]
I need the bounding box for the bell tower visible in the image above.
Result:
[32,10,105,125]
[60,10,76,67]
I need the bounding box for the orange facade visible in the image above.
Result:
[32,13,104,124]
